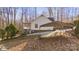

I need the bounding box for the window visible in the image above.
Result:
[35,24,38,28]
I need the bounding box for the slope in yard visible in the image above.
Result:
[0,32,79,51]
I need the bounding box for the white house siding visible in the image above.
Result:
[30,16,52,30]
[23,27,29,29]
[40,27,54,30]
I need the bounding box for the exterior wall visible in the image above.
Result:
[30,16,52,30]
[40,27,54,30]
[23,27,29,29]
[23,23,31,30]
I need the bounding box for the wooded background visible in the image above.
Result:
[0,7,79,29]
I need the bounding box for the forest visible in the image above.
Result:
[0,7,79,29]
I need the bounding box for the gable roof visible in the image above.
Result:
[31,14,54,22]
[39,15,54,21]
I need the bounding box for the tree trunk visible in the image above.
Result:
[48,7,53,17]
[14,8,16,25]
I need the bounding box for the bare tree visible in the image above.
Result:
[56,8,60,21]
[35,7,37,19]
[13,8,17,25]
[0,8,2,28]
[48,7,53,17]
[20,7,24,31]
[5,7,11,25]
[24,8,29,23]
[60,7,64,22]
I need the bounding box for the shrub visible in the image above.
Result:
[0,29,5,40]
[74,20,79,26]
[74,20,79,35]
[5,26,10,39]
[5,24,18,39]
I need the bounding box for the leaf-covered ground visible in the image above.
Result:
[0,33,79,51]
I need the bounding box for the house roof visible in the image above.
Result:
[39,15,54,21]
[31,14,54,22]
[48,17,54,21]
[40,21,74,29]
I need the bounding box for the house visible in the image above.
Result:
[30,15,54,31]
[23,15,74,34]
